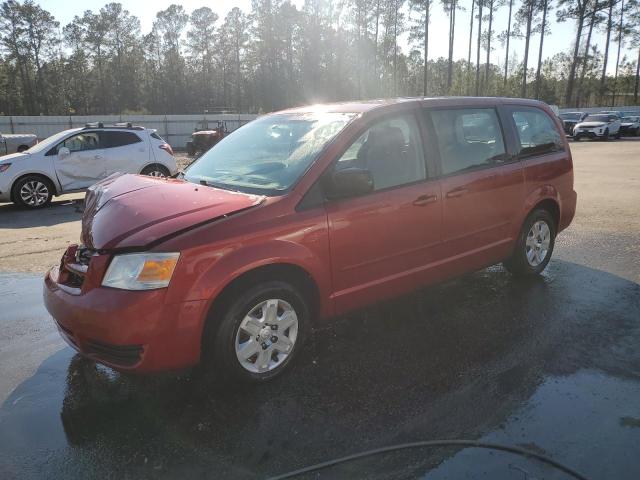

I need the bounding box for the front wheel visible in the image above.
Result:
[202,281,309,383]
[504,209,556,276]
[12,175,53,209]
[614,130,621,139]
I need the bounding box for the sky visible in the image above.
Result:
[40,0,636,75]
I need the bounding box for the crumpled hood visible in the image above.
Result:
[576,121,606,128]
[82,173,265,250]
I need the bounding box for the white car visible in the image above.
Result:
[0,124,177,208]
[620,115,640,136]
[573,113,621,141]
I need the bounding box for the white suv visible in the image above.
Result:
[573,113,621,141]
[0,124,177,208]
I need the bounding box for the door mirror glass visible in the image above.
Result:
[57,146,70,158]
[324,167,374,200]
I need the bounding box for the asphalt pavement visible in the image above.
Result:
[0,140,639,479]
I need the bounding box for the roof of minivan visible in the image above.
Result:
[276,96,550,115]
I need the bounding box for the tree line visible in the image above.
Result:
[0,0,639,116]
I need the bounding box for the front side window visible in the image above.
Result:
[335,114,426,191]
[428,108,507,175]
[101,131,142,148]
[58,132,100,153]
[512,107,564,157]
[184,113,354,195]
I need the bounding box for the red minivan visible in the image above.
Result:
[44,97,576,382]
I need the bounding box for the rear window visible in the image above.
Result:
[101,131,142,148]
[511,107,564,157]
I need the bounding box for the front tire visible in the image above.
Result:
[614,130,621,139]
[504,209,556,276]
[202,281,309,383]
[12,175,53,209]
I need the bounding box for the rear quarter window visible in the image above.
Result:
[511,107,564,158]
[101,131,142,148]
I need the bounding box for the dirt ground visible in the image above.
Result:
[0,142,639,275]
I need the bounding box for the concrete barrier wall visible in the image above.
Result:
[0,114,259,149]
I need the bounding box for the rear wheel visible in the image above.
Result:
[202,280,309,383]
[504,209,556,276]
[12,175,53,209]
[140,164,170,177]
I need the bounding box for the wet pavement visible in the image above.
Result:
[1,140,640,479]
[1,254,639,479]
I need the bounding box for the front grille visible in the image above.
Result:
[85,340,144,367]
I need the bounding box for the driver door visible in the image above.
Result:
[325,113,442,314]
[53,131,106,191]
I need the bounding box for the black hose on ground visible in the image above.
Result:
[267,439,590,480]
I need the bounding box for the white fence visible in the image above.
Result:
[0,114,259,149]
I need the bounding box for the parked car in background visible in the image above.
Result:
[619,115,640,136]
[44,97,576,383]
[559,112,586,135]
[573,113,621,140]
[186,120,228,157]
[0,123,177,208]
[0,132,37,155]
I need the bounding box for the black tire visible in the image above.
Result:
[16,145,29,152]
[614,130,621,139]
[202,280,309,384]
[503,209,556,276]
[602,129,609,141]
[140,164,170,177]
[12,174,54,209]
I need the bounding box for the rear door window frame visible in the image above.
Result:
[421,105,514,179]
[504,104,566,160]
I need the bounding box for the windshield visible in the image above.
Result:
[560,113,582,121]
[584,115,610,123]
[184,113,354,195]
[26,129,79,153]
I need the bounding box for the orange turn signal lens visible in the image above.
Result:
[137,258,178,282]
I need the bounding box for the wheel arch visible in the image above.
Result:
[526,197,560,232]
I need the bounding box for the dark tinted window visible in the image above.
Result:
[428,108,507,176]
[101,131,142,148]
[512,107,563,157]
[335,114,426,190]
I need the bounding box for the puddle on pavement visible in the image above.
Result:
[422,370,640,479]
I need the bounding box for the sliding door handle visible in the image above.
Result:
[446,187,468,198]
[413,194,438,206]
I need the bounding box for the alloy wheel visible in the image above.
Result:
[20,180,49,207]
[235,298,299,374]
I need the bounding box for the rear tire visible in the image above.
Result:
[140,164,170,177]
[12,174,53,209]
[202,281,309,384]
[602,129,610,141]
[504,209,556,276]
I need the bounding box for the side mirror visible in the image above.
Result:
[324,167,374,200]
[58,147,70,158]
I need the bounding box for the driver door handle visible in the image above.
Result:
[413,194,438,206]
